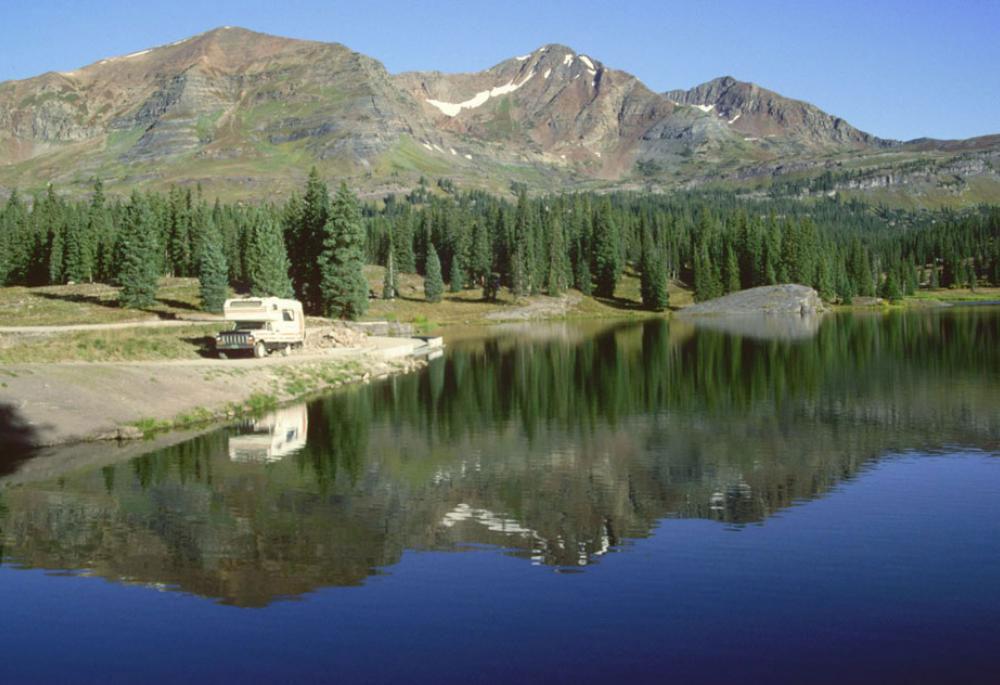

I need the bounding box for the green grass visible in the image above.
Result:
[273,360,365,397]
[0,324,219,363]
[375,135,456,176]
[361,265,689,326]
[907,287,1000,303]
[0,277,214,326]
[195,110,225,142]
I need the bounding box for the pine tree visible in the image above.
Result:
[393,214,416,273]
[319,183,369,320]
[592,199,622,298]
[291,168,330,311]
[639,228,669,311]
[449,251,464,292]
[723,242,741,293]
[575,238,593,296]
[116,192,160,309]
[424,243,444,303]
[546,215,570,297]
[383,248,397,300]
[510,192,535,295]
[694,243,723,302]
[881,268,902,302]
[469,217,492,286]
[816,255,835,302]
[198,229,229,313]
[42,186,66,285]
[246,213,293,298]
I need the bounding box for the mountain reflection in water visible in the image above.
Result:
[0,309,997,607]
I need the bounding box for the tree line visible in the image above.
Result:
[1,172,998,317]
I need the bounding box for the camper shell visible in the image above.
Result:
[215,297,305,358]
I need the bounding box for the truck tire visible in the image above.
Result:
[254,342,267,359]
[218,352,228,360]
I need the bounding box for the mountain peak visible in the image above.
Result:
[665,76,894,148]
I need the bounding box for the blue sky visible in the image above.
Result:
[1,0,997,141]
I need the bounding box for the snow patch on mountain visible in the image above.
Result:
[563,54,574,66]
[693,103,715,113]
[579,55,595,70]
[426,71,535,117]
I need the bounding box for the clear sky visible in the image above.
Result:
[1,0,997,141]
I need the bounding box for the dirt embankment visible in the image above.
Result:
[0,334,429,450]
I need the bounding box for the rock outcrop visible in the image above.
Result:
[677,284,826,317]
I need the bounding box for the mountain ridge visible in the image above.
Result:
[1,26,997,205]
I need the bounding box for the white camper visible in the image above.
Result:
[215,297,305,358]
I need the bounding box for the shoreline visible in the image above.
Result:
[0,335,430,451]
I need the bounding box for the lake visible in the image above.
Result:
[1,308,999,683]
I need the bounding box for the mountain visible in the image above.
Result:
[1,27,998,204]
[664,75,894,150]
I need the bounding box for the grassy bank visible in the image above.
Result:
[906,287,1000,304]
[0,278,214,326]
[0,324,221,363]
[362,265,692,327]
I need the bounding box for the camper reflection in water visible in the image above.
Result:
[228,404,308,463]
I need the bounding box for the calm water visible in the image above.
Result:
[2,309,999,683]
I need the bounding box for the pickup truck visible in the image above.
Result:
[215,297,305,358]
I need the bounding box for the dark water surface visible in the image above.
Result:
[2,309,999,683]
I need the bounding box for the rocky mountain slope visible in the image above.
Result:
[1,27,997,204]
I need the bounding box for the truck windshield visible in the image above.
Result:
[233,321,267,330]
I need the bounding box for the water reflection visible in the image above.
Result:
[228,405,308,463]
[679,312,824,341]
[0,309,998,606]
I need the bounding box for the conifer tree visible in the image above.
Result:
[449,251,464,292]
[639,228,669,311]
[469,217,492,286]
[1,191,28,285]
[198,229,229,313]
[247,213,293,297]
[42,186,66,285]
[546,215,570,297]
[291,168,330,311]
[511,192,535,295]
[574,236,592,295]
[116,192,160,309]
[592,199,622,298]
[383,248,397,300]
[319,182,369,320]
[723,242,741,293]
[817,255,835,301]
[881,268,902,302]
[694,243,723,302]
[424,243,444,303]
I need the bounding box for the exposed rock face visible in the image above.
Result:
[677,284,826,317]
[665,76,896,150]
[0,27,996,199]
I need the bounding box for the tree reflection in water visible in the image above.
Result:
[0,309,997,606]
